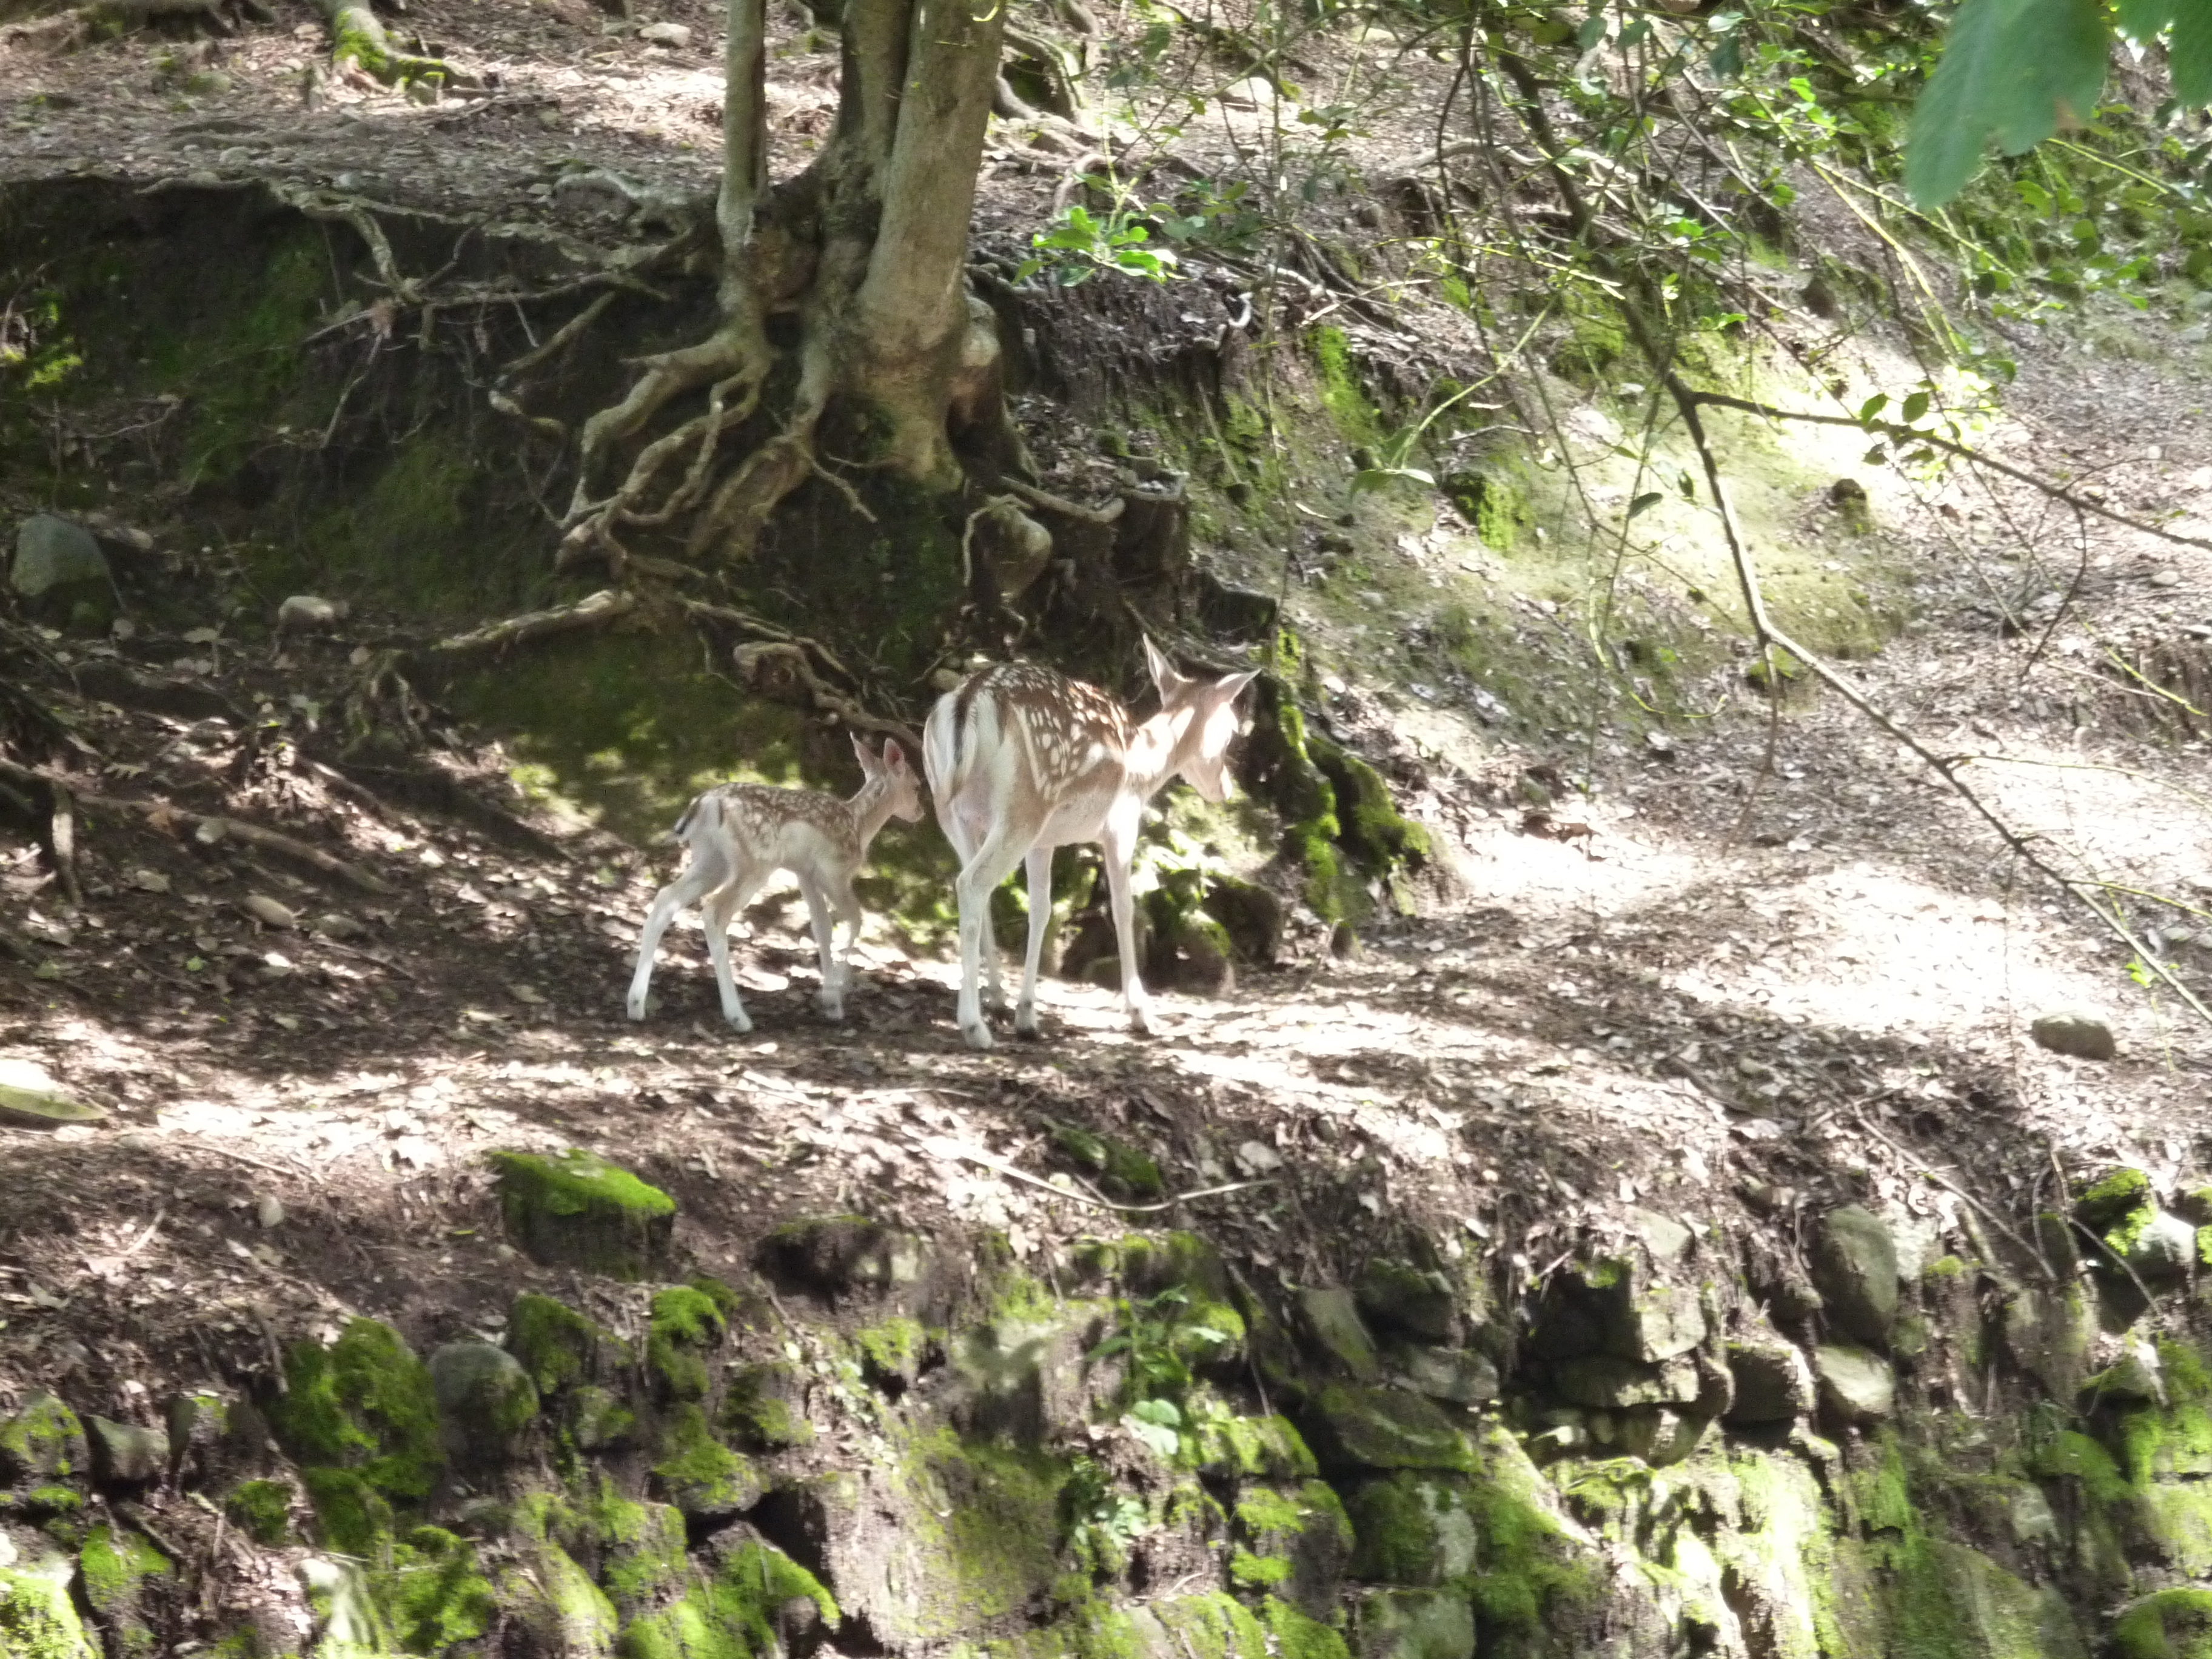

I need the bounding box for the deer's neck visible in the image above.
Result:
[1122,706,1198,800]
[847,777,899,849]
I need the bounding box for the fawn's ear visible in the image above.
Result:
[1142,636,1185,695]
[851,731,883,776]
[1215,669,1259,703]
[882,739,910,773]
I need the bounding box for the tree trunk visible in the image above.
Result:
[553,0,1014,571]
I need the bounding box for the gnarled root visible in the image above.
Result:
[1,0,232,51]
[301,0,461,90]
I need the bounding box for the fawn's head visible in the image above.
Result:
[854,734,925,823]
[1144,638,1258,803]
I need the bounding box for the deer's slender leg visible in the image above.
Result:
[702,862,770,1032]
[1099,809,1153,1036]
[950,802,1009,1013]
[796,874,846,1019]
[1016,844,1053,1037]
[954,826,1030,1050]
[627,843,732,1021]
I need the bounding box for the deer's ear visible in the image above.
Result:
[1142,636,1183,694]
[882,739,910,773]
[1216,669,1259,703]
[852,731,882,776]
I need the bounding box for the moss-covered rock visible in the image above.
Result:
[1349,1588,1475,1659]
[1187,1411,1320,1482]
[386,1524,498,1653]
[756,1215,931,1298]
[1814,1344,1895,1424]
[720,1362,815,1452]
[490,1148,677,1281]
[1300,1387,1473,1474]
[2114,1587,2212,1658]
[2077,1165,2153,1232]
[0,1395,88,1490]
[428,1340,539,1467]
[507,1292,627,1396]
[0,1564,97,1659]
[1046,1121,1167,1204]
[1233,1481,1353,1617]
[647,1283,729,1404]
[75,1524,169,1658]
[222,1478,297,1547]
[266,1319,444,1506]
[650,1403,762,1521]
[1346,1473,1479,1586]
[1389,1346,1499,1408]
[1354,1261,1455,1345]
[856,1316,930,1387]
[1294,1288,1381,1382]
[493,1529,619,1658]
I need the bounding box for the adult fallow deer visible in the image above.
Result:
[923,640,1258,1049]
[627,734,922,1032]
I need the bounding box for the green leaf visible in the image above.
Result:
[2117,0,2176,44]
[1350,466,1435,494]
[1900,390,1931,423]
[1577,13,1608,50]
[1128,1398,1182,1427]
[1618,18,1651,46]
[1627,491,1665,518]
[1857,393,1889,423]
[2176,0,2212,105]
[1906,0,2108,207]
[1863,445,1889,466]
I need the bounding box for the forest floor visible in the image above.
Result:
[3,0,2212,1427]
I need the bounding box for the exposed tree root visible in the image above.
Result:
[301,0,460,90]
[732,642,922,752]
[0,758,394,896]
[429,588,637,655]
[1,0,230,51]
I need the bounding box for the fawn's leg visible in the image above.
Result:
[701,862,769,1032]
[626,845,729,1021]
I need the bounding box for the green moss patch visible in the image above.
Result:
[267,1319,444,1505]
[490,1148,676,1281]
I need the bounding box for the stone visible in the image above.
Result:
[2076,1165,2153,1230]
[1555,1355,1699,1410]
[2080,1343,2163,1404]
[638,19,691,44]
[12,514,114,632]
[1809,1205,1899,1345]
[1724,1337,1815,1424]
[1627,1207,1694,1261]
[1355,1259,1456,1343]
[755,1216,930,1298]
[75,1521,169,1657]
[1352,1589,1475,1659]
[1294,1287,1381,1381]
[2174,1183,2212,1225]
[1391,1345,1499,1406]
[1232,1480,1353,1617]
[2127,1208,2202,1281]
[1620,1282,1706,1362]
[85,1417,169,1486]
[2002,1282,2096,1399]
[1187,1413,1318,1481]
[490,1148,675,1281]
[0,1561,95,1659]
[1346,1473,1480,1584]
[275,595,350,632]
[650,1403,761,1520]
[721,1361,814,1452]
[1613,1406,1712,1466]
[1813,1344,1895,1423]
[1201,876,1284,966]
[428,1342,539,1467]
[2113,1588,2212,1659]
[0,1393,89,1488]
[2031,1007,2116,1061]
[1299,1385,1475,1473]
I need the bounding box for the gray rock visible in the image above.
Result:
[638,20,692,44]
[1614,1405,1711,1466]
[0,1393,88,1487]
[85,1416,169,1486]
[1724,1338,1815,1424]
[1628,1207,1694,1261]
[2031,1007,2116,1061]
[1811,1205,1899,1345]
[1232,1480,1353,1618]
[1814,1344,1895,1423]
[1353,1589,1475,1659]
[754,1215,928,1296]
[1300,1385,1474,1472]
[2081,1345,2162,1404]
[1355,1259,1456,1343]
[1620,1281,1706,1362]
[12,515,114,631]
[2126,1208,2202,1281]
[1346,1474,1480,1584]
[1295,1286,1382,1381]
[276,595,350,632]
[428,1342,539,1466]
[1555,1355,1699,1410]
[1392,1345,1498,1406]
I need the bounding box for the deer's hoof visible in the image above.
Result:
[961,1019,997,1051]
[625,996,649,1022]
[1014,1004,1041,1037]
[1128,1006,1156,1037]
[816,993,846,1022]
[725,1011,754,1034]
